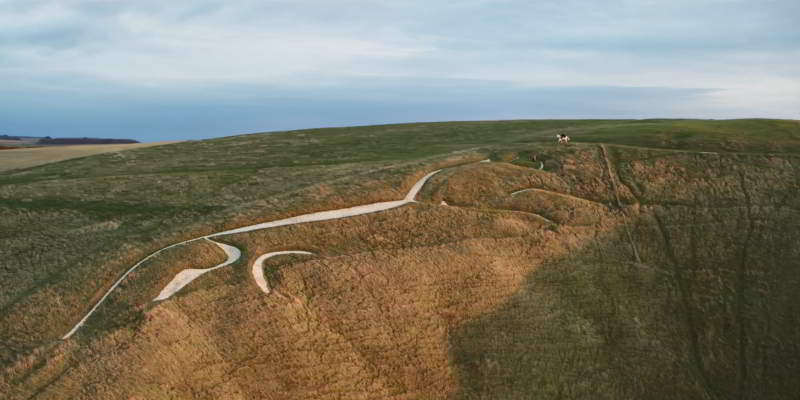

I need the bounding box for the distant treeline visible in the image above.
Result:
[38,137,139,145]
[0,134,21,140]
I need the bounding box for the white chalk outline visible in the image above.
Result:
[62,167,452,339]
[153,239,241,301]
[251,251,314,294]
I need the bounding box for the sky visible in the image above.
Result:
[1,0,798,141]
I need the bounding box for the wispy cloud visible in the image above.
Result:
[1,0,797,139]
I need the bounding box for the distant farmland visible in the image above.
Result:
[38,137,139,145]
[0,141,180,172]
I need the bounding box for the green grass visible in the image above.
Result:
[1,118,799,397]
[558,119,800,152]
[451,144,800,399]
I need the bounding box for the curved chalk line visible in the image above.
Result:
[60,238,202,339]
[153,239,241,301]
[510,188,536,197]
[204,169,442,239]
[252,251,314,294]
[62,166,458,339]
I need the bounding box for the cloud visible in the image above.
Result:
[0,77,724,141]
[0,0,797,139]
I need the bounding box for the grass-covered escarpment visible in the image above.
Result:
[1,119,799,399]
[452,147,800,399]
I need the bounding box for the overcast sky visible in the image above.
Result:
[1,0,798,141]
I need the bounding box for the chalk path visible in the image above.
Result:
[62,167,451,339]
[510,188,536,197]
[153,239,241,301]
[153,169,441,301]
[205,169,442,238]
[60,237,201,339]
[252,251,314,294]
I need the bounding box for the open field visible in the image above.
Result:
[0,138,42,148]
[0,141,180,172]
[1,119,799,399]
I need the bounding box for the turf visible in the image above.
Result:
[1,119,799,399]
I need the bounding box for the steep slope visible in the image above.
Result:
[1,119,799,399]
[453,148,800,399]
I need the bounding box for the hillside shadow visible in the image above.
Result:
[449,201,800,399]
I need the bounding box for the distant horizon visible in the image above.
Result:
[2,1,797,142]
[5,116,799,143]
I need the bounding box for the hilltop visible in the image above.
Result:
[1,119,799,399]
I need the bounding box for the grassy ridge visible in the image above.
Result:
[559,119,800,152]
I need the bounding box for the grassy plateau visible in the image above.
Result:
[1,119,799,399]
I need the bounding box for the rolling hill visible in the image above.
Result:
[1,119,799,399]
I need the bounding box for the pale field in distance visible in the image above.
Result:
[0,141,180,172]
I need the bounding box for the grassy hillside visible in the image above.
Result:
[565,119,800,152]
[1,119,799,399]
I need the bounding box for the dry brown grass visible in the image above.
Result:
[15,146,798,400]
[2,155,627,399]
[0,146,481,366]
[2,120,800,399]
[452,148,800,399]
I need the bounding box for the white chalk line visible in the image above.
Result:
[153,239,241,301]
[510,188,536,197]
[252,251,314,294]
[62,167,453,339]
[60,238,202,339]
[205,169,442,239]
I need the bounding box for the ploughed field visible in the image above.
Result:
[1,119,799,399]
